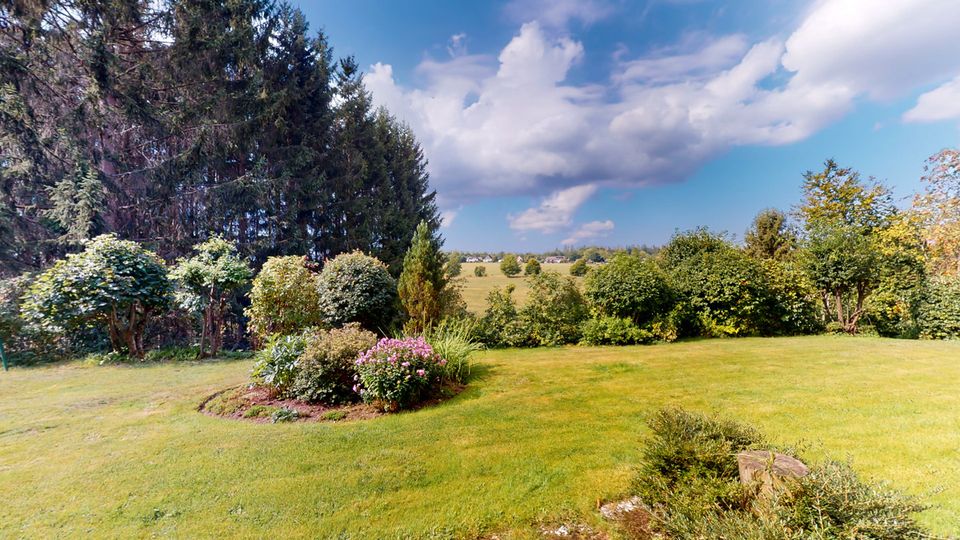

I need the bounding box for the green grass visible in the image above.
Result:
[460,262,576,313]
[2,336,960,537]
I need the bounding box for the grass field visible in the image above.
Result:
[459,262,576,313]
[2,336,960,538]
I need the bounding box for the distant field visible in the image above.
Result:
[459,262,577,313]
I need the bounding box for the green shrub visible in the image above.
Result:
[584,253,673,326]
[246,256,322,342]
[354,337,447,410]
[21,234,171,358]
[520,271,588,346]
[630,408,931,539]
[317,251,397,332]
[771,461,927,538]
[500,255,521,277]
[662,231,777,337]
[569,258,588,276]
[270,407,300,423]
[918,276,960,339]
[251,333,306,396]
[524,258,541,275]
[580,316,651,345]
[421,318,484,384]
[289,323,377,404]
[0,274,60,365]
[478,285,528,347]
[474,265,487,277]
[759,259,823,335]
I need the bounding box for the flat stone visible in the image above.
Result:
[737,450,809,496]
[599,496,644,520]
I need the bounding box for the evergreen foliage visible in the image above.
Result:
[398,221,448,334]
[246,256,322,341]
[0,1,437,274]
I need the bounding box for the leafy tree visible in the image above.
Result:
[744,209,796,261]
[914,148,960,276]
[398,221,448,333]
[317,251,397,332]
[798,161,894,333]
[444,251,463,278]
[246,256,323,342]
[171,236,252,358]
[474,265,487,277]
[917,276,960,339]
[569,258,589,276]
[524,258,542,276]
[21,235,171,358]
[500,255,521,277]
[584,253,673,327]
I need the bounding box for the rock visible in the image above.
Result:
[737,450,809,496]
[599,496,644,520]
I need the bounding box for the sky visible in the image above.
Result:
[294,0,960,252]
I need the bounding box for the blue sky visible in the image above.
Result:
[295,0,960,251]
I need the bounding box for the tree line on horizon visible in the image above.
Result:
[0,0,439,275]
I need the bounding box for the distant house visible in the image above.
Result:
[482,256,494,263]
[465,256,483,263]
[516,256,524,264]
[543,256,567,264]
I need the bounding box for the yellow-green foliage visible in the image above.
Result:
[245,256,322,341]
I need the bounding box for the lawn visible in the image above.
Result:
[2,336,959,538]
[459,262,576,313]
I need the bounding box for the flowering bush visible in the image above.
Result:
[354,337,447,410]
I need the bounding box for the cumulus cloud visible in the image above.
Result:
[563,220,615,245]
[365,0,960,236]
[904,76,960,122]
[508,184,597,233]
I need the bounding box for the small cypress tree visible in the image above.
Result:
[501,255,521,277]
[398,221,447,333]
[524,258,542,275]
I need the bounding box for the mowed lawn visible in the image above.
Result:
[460,262,577,313]
[2,337,960,538]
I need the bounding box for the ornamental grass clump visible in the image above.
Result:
[354,337,447,410]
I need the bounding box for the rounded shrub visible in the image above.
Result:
[584,253,673,326]
[500,255,521,277]
[354,337,447,410]
[289,323,377,404]
[524,258,541,275]
[246,256,322,342]
[569,258,588,276]
[580,316,651,345]
[317,251,397,332]
[21,234,171,358]
[474,265,487,277]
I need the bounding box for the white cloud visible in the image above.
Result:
[904,76,960,122]
[440,208,459,228]
[447,33,468,58]
[508,184,597,233]
[617,34,749,84]
[562,220,615,245]
[365,0,960,236]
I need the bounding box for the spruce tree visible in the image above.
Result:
[398,221,448,334]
